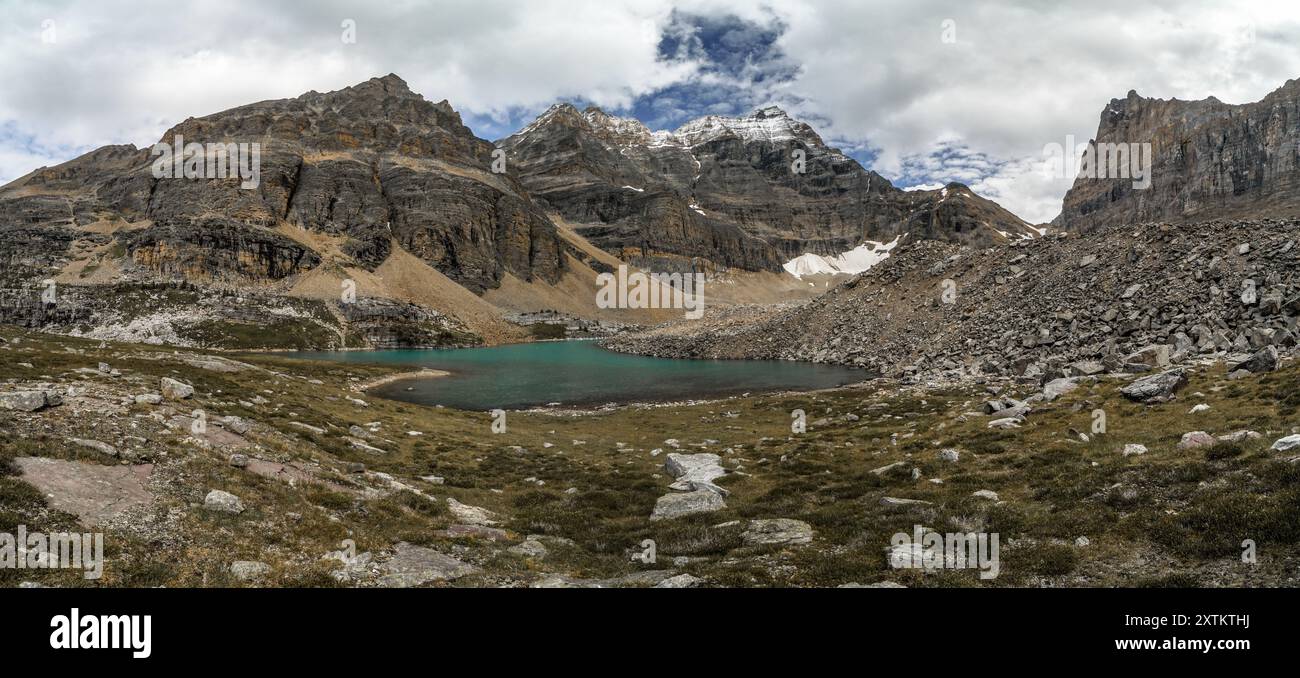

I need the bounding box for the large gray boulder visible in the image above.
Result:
[0,390,53,412]
[1121,369,1187,403]
[1272,435,1300,452]
[1231,346,1279,374]
[160,377,195,400]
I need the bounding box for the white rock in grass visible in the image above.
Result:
[650,490,726,521]
[204,489,245,514]
[1272,435,1300,452]
[160,377,194,400]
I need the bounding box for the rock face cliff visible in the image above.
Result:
[0,74,567,294]
[1055,79,1300,232]
[499,104,1036,274]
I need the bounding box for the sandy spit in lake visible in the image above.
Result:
[353,369,450,392]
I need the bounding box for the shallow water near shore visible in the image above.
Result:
[288,341,867,410]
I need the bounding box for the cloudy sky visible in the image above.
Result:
[2,0,1298,223]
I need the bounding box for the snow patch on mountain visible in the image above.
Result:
[782,235,904,279]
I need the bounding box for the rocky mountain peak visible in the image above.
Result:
[352,73,413,95]
[754,105,791,118]
[672,106,824,148]
[581,107,654,145]
[499,96,1036,274]
[0,74,569,301]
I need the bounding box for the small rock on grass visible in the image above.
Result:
[70,438,118,458]
[741,519,814,546]
[230,561,270,582]
[508,539,549,559]
[204,489,245,514]
[160,377,195,400]
[880,497,932,507]
[654,574,704,588]
[1176,431,1215,450]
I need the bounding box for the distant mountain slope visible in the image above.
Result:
[498,104,1037,274]
[1055,77,1300,232]
[0,74,1040,349]
[605,217,1300,381]
[0,74,566,295]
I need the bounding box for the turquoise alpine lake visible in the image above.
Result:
[287,341,868,411]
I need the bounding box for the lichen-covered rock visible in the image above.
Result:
[0,390,53,412]
[377,542,478,587]
[741,519,814,546]
[650,489,726,521]
[204,489,245,514]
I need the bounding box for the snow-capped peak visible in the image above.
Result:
[509,103,825,152]
[672,106,814,147]
[582,107,653,144]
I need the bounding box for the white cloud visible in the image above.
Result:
[2,0,1298,225]
[765,0,1300,222]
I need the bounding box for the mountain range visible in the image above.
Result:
[1,73,1298,352]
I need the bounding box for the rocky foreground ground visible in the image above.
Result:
[3,323,1299,588]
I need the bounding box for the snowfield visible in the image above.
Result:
[782,235,904,279]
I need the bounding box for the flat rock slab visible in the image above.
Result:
[242,459,351,493]
[14,457,153,526]
[650,488,726,521]
[434,524,511,542]
[178,354,258,373]
[665,453,728,495]
[741,519,815,546]
[533,570,676,588]
[377,542,478,587]
[0,390,56,412]
[169,415,251,449]
[446,498,498,526]
[880,496,933,507]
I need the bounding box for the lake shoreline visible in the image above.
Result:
[353,369,451,393]
[296,342,869,410]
